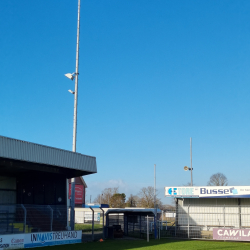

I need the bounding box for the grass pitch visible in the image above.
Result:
[27,238,250,250]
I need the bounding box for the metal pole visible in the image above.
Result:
[154,164,157,239]
[147,215,149,242]
[238,199,241,229]
[90,207,94,241]
[154,164,156,209]
[188,205,190,239]
[100,208,105,239]
[190,137,193,186]
[21,205,26,233]
[158,220,160,239]
[223,204,225,229]
[70,0,81,231]
[47,205,53,231]
[175,199,177,237]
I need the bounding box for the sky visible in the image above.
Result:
[1,0,250,204]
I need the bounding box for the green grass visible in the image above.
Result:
[26,238,250,250]
[75,223,103,232]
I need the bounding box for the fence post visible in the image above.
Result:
[158,220,161,239]
[223,205,225,229]
[90,207,94,241]
[147,215,149,242]
[188,205,190,239]
[139,215,141,236]
[238,199,241,229]
[162,210,163,229]
[175,198,178,237]
[47,206,53,231]
[100,208,105,239]
[21,205,26,233]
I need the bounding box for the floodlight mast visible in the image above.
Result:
[190,137,193,186]
[70,0,81,231]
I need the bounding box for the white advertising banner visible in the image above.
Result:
[0,231,81,249]
[165,186,250,198]
[0,235,24,250]
[24,231,82,248]
[213,228,250,241]
[84,212,100,222]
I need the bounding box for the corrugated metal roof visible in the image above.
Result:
[0,135,97,173]
[105,208,161,215]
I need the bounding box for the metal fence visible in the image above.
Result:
[161,204,250,239]
[72,207,104,241]
[0,204,105,242]
[0,204,67,234]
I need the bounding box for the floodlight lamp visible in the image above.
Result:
[184,166,189,171]
[68,89,75,94]
[65,73,75,80]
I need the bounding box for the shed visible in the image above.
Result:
[165,186,250,239]
[0,135,97,234]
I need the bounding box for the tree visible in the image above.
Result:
[137,186,162,208]
[125,194,138,207]
[110,193,126,208]
[94,187,118,206]
[207,173,228,186]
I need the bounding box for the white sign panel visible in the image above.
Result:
[213,228,250,241]
[0,235,24,250]
[84,212,100,222]
[165,213,176,218]
[165,186,250,198]
[24,231,82,248]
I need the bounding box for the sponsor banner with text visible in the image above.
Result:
[0,235,24,250]
[213,228,250,241]
[24,231,82,248]
[165,186,250,198]
[0,231,81,249]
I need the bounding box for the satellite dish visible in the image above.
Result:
[184,166,189,171]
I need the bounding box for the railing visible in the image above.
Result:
[0,204,67,234]
[161,204,250,239]
[0,204,105,242]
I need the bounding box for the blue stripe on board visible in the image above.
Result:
[24,239,81,248]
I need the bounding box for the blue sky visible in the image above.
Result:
[1,0,250,204]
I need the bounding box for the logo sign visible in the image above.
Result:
[213,228,250,241]
[84,212,100,222]
[0,235,24,250]
[69,185,84,204]
[165,186,250,198]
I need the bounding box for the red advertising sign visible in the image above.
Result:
[69,184,83,204]
[213,228,250,241]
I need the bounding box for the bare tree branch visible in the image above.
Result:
[207,173,228,186]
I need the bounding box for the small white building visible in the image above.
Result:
[165,186,250,239]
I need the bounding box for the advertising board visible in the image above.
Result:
[213,228,250,241]
[165,186,250,198]
[24,231,82,248]
[84,212,100,222]
[0,235,24,250]
[0,231,81,249]
[69,184,84,204]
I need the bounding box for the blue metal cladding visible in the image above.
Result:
[0,136,97,173]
